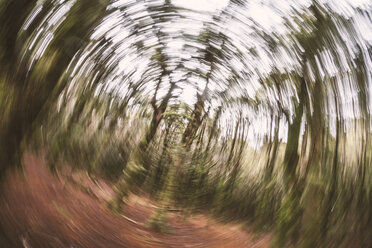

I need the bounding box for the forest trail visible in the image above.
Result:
[0,153,270,248]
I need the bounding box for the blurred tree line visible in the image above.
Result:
[1,0,372,247]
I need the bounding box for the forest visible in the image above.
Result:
[0,0,372,247]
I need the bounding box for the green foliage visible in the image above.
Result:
[1,1,372,248]
[273,190,302,248]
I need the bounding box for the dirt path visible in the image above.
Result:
[0,153,270,248]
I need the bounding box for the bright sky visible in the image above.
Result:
[173,0,229,11]
[22,0,372,147]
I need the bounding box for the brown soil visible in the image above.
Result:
[0,153,270,248]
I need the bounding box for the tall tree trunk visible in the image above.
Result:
[264,113,280,182]
[275,74,306,248]
[282,78,306,190]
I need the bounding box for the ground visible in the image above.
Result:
[0,153,270,247]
